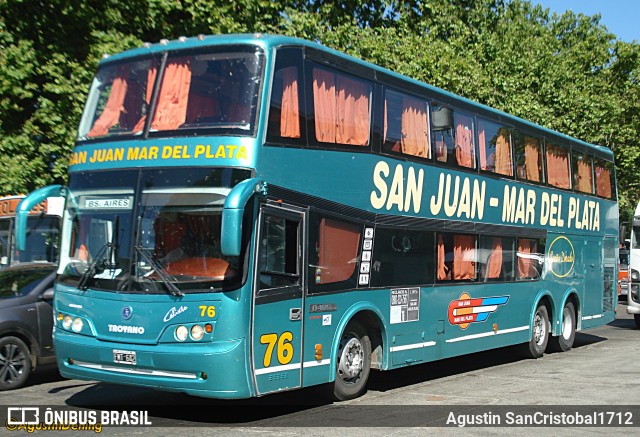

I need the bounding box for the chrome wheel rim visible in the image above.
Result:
[337,336,364,382]
[0,343,26,385]
[533,311,547,346]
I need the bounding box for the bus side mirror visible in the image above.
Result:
[620,222,628,245]
[221,179,266,257]
[15,185,63,251]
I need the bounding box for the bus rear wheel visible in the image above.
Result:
[549,302,576,352]
[333,321,371,401]
[522,304,550,359]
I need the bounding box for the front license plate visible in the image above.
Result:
[113,349,136,365]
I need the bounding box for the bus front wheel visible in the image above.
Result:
[522,305,550,359]
[549,301,576,352]
[333,321,371,401]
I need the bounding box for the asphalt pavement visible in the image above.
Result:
[2,304,639,436]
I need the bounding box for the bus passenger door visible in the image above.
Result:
[583,237,604,318]
[251,204,305,395]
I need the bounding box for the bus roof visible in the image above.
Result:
[100,33,613,162]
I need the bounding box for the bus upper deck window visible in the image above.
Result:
[312,66,371,147]
[431,105,476,170]
[595,159,614,199]
[513,131,544,183]
[478,118,513,177]
[573,153,594,194]
[546,143,571,190]
[81,58,159,139]
[383,89,430,159]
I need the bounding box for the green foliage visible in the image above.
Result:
[0,0,639,221]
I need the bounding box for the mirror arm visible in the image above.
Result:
[221,178,266,256]
[15,185,64,251]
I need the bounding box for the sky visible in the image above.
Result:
[532,0,639,42]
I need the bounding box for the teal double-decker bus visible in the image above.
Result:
[16,34,617,400]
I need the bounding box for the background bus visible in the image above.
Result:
[0,195,62,268]
[627,202,640,326]
[15,34,618,401]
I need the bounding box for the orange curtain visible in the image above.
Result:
[132,67,157,133]
[495,132,512,176]
[313,68,337,143]
[437,235,448,281]
[435,134,447,163]
[486,238,503,279]
[313,69,370,146]
[478,125,488,170]
[546,145,570,189]
[383,98,388,141]
[317,219,360,284]
[151,58,192,130]
[280,66,301,138]
[87,67,129,137]
[336,75,370,146]
[453,235,475,280]
[595,165,612,198]
[517,239,532,279]
[524,138,541,182]
[400,96,430,158]
[455,114,474,168]
[576,158,593,193]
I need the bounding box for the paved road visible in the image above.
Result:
[3,304,640,435]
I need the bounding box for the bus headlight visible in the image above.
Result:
[631,269,639,281]
[72,318,84,333]
[175,325,189,342]
[190,325,205,341]
[62,315,73,330]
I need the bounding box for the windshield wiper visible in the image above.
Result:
[77,242,111,291]
[135,246,184,297]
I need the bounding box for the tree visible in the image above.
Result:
[0,0,639,218]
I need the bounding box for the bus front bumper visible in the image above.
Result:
[54,329,254,399]
[627,282,640,314]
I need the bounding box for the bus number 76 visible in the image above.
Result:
[260,332,294,367]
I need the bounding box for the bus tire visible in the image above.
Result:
[634,314,640,329]
[333,321,371,401]
[0,336,32,391]
[548,302,576,352]
[522,304,550,359]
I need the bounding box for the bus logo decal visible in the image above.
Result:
[547,236,575,278]
[448,293,509,330]
[122,306,133,320]
[163,305,188,323]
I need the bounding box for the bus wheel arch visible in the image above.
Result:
[332,310,384,401]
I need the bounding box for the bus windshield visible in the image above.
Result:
[58,168,251,293]
[77,45,264,140]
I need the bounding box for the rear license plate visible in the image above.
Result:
[113,349,136,365]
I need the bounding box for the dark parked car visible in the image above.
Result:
[0,263,56,390]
